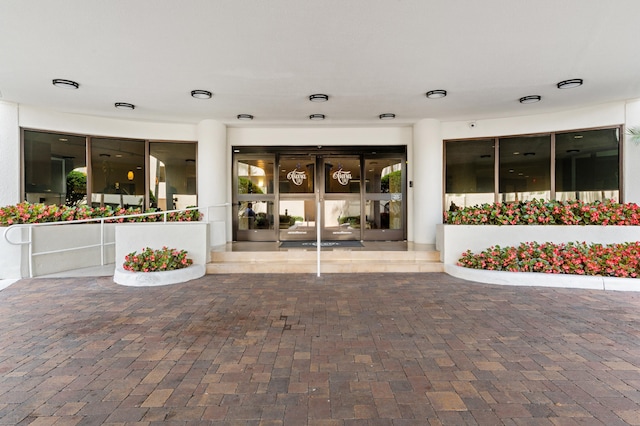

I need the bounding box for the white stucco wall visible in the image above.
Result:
[0,102,21,206]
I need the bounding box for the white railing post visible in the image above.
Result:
[100,218,105,266]
[28,226,33,278]
[317,200,321,277]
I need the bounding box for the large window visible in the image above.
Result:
[499,135,551,202]
[445,127,621,208]
[149,142,197,210]
[445,139,495,210]
[24,130,88,206]
[555,128,619,202]
[23,130,196,210]
[91,138,145,208]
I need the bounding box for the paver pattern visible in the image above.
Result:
[1,273,640,425]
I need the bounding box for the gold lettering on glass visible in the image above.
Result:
[332,168,352,186]
[286,169,307,186]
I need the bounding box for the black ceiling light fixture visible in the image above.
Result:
[309,114,325,120]
[426,89,447,99]
[309,94,329,102]
[191,89,212,99]
[519,95,541,104]
[557,79,583,89]
[52,79,79,89]
[237,114,254,120]
[115,102,135,110]
[379,113,395,120]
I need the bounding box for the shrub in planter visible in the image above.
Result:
[458,241,640,278]
[122,247,193,272]
[0,202,201,226]
[444,199,640,226]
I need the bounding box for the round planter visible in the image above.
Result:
[113,264,205,287]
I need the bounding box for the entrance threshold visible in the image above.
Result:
[213,241,435,252]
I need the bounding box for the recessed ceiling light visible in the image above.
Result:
[237,114,254,120]
[191,90,212,99]
[52,79,79,89]
[519,95,541,104]
[59,138,68,142]
[426,90,447,99]
[524,152,536,156]
[309,114,325,120]
[566,149,580,153]
[115,102,135,110]
[379,113,395,120]
[309,94,329,102]
[557,79,583,89]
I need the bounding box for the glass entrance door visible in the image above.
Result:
[234,147,407,242]
[321,156,361,240]
[278,156,316,241]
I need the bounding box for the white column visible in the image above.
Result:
[625,99,640,204]
[412,118,442,245]
[0,102,21,206]
[197,119,229,245]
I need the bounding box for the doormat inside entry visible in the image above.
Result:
[279,240,363,248]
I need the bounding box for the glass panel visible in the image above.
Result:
[324,157,361,193]
[365,158,402,193]
[445,139,495,209]
[324,199,361,231]
[91,138,145,208]
[238,201,274,230]
[499,135,551,202]
[279,199,316,237]
[555,128,619,202]
[365,199,402,230]
[24,130,87,206]
[149,142,197,210]
[237,158,273,195]
[279,156,314,193]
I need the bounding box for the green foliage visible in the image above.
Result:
[123,246,193,272]
[0,202,202,226]
[381,170,402,193]
[65,170,87,207]
[238,177,264,194]
[459,241,640,278]
[444,199,640,226]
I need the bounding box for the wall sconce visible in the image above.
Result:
[127,170,134,181]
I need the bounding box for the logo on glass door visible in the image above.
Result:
[286,168,307,186]
[332,168,352,186]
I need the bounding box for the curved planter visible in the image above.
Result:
[113,264,205,287]
[446,264,640,292]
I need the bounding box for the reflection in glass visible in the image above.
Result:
[24,130,87,206]
[555,128,619,202]
[499,135,551,202]
[91,138,145,208]
[238,201,274,230]
[279,199,316,237]
[366,200,402,230]
[445,139,495,209]
[150,142,197,210]
[279,157,314,193]
[238,158,273,194]
[324,200,361,234]
[324,157,360,193]
[365,158,402,193]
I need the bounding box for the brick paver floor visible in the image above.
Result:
[2,273,640,425]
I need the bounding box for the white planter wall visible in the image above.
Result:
[437,224,640,265]
[114,222,210,269]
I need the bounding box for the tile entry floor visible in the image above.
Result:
[2,273,640,425]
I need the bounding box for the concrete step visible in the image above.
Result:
[206,249,444,274]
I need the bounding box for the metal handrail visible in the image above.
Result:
[3,204,229,278]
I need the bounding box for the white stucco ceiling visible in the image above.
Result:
[1,0,639,126]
